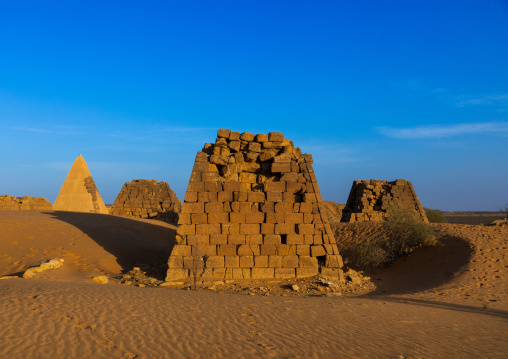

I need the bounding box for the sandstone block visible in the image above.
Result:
[217,128,231,138]
[238,244,254,256]
[264,234,281,244]
[184,192,198,202]
[165,269,189,281]
[277,245,296,256]
[296,267,319,278]
[171,245,192,257]
[191,213,208,224]
[196,224,220,235]
[225,256,240,267]
[182,202,204,214]
[264,181,285,192]
[266,192,283,202]
[230,212,246,223]
[217,244,237,256]
[240,132,255,141]
[297,224,315,235]
[246,234,263,244]
[239,256,254,267]
[205,202,223,213]
[268,132,284,142]
[227,234,246,244]
[245,212,265,223]
[260,244,277,256]
[271,163,291,173]
[261,223,275,234]
[311,245,326,257]
[255,133,268,142]
[275,268,295,279]
[285,213,303,223]
[251,268,274,279]
[210,234,228,244]
[177,224,195,236]
[274,223,296,234]
[286,234,305,244]
[240,223,260,234]
[206,256,225,268]
[221,223,240,235]
[254,255,269,267]
[208,212,229,223]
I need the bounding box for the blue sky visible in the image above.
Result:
[1,1,507,211]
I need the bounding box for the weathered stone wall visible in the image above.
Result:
[166,129,343,283]
[341,179,428,223]
[111,179,182,223]
[0,195,52,210]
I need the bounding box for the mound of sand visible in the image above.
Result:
[1,210,507,358]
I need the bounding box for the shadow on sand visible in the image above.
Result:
[366,234,473,295]
[44,211,176,273]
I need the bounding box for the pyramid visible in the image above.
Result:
[53,155,108,214]
[111,179,182,223]
[341,179,428,222]
[166,129,343,282]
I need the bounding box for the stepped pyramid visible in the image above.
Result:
[111,179,182,223]
[53,155,108,214]
[341,179,428,222]
[166,129,343,282]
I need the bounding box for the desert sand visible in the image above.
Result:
[1,210,507,358]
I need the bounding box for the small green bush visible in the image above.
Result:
[342,206,436,272]
[383,206,436,255]
[425,208,447,223]
[342,240,388,272]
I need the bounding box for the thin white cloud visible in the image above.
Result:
[10,126,51,133]
[378,122,508,139]
[456,94,508,107]
[10,125,86,135]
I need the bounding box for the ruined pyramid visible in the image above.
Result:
[111,179,182,223]
[341,179,428,222]
[53,155,108,214]
[166,129,343,282]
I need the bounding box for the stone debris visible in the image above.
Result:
[53,154,108,214]
[166,129,344,284]
[341,179,428,223]
[116,265,166,287]
[93,276,109,284]
[291,284,300,291]
[22,258,64,278]
[110,179,182,223]
[488,219,508,227]
[0,195,52,210]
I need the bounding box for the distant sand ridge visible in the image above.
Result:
[166,129,343,282]
[110,179,182,223]
[0,195,52,210]
[53,155,108,214]
[341,179,428,222]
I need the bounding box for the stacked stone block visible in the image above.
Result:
[341,179,428,223]
[111,180,182,223]
[166,129,343,282]
[0,195,52,210]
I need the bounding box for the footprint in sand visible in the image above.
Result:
[123,353,137,359]
[104,331,116,338]
[258,343,276,350]
[249,331,260,335]
[95,339,116,349]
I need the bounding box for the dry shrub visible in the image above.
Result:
[425,208,448,223]
[342,206,436,272]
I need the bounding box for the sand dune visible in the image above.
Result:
[1,210,507,358]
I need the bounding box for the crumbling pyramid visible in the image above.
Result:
[53,155,108,214]
[341,179,428,223]
[166,129,343,282]
[111,179,182,223]
[0,195,52,210]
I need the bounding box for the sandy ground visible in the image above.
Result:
[1,210,507,358]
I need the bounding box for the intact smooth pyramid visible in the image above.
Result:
[53,155,108,214]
